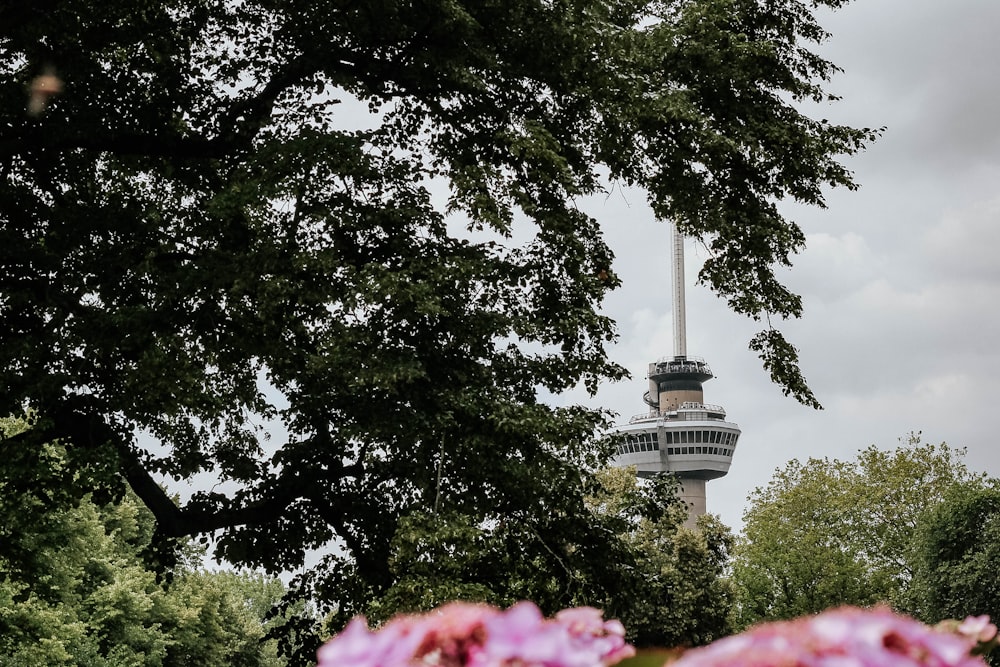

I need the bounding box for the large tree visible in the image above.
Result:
[909,483,1000,627]
[2,0,872,656]
[731,437,985,628]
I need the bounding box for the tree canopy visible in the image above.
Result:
[0,419,287,666]
[585,468,735,648]
[0,499,289,666]
[731,436,987,628]
[909,483,1000,629]
[349,467,734,650]
[2,0,872,656]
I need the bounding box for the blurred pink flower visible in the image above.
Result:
[475,602,573,667]
[957,616,998,644]
[555,606,633,666]
[316,601,633,667]
[417,602,495,666]
[316,616,425,667]
[669,607,988,667]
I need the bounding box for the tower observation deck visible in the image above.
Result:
[610,225,740,527]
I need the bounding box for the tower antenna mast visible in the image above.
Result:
[671,223,686,358]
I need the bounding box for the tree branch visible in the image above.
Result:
[41,402,305,538]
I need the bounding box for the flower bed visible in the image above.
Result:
[318,603,997,667]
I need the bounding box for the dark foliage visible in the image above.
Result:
[1,0,872,657]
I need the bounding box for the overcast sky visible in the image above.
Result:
[561,0,1000,531]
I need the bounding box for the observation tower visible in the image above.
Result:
[611,224,741,527]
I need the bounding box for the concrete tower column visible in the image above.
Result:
[677,478,707,529]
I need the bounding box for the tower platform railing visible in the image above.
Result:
[627,402,729,423]
[648,356,713,378]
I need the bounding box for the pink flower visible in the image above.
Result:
[316,602,633,667]
[670,607,988,667]
[417,602,495,666]
[957,616,999,644]
[316,616,425,667]
[476,602,574,667]
[556,606,634,666]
